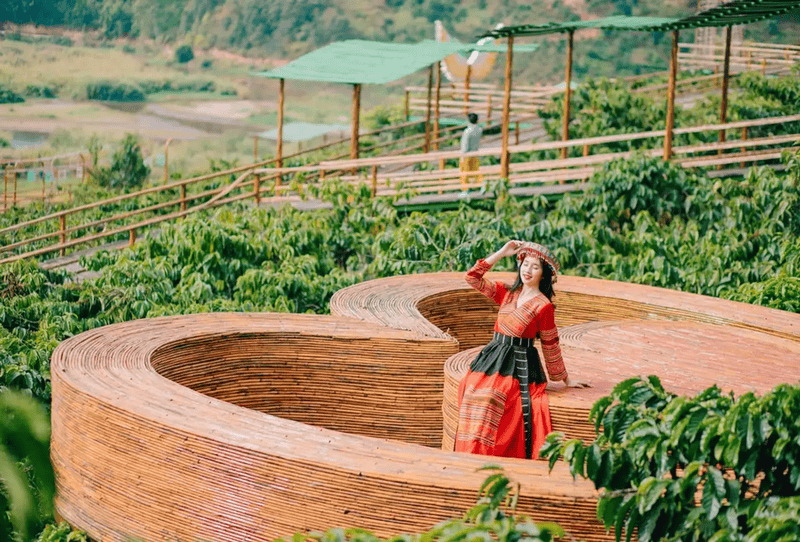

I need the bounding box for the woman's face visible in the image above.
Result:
[519,256,544,288]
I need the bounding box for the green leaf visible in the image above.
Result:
[615,495,636,542]
[637,478,667,514]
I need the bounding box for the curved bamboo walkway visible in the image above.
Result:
[51,273,800,542]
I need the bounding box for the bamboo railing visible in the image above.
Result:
[2,151,91,210]
[2,113,799,266]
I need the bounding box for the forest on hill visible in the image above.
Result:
[1,0,798,80]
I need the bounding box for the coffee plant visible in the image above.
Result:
[540,377,800,542]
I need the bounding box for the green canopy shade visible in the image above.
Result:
[254,39,538,85]
[483,0,800,37]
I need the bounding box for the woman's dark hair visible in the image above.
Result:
[510,257,555,301]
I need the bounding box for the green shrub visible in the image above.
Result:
[24,84,58,98]
[89,134,150,190]
[0,391,55,542]
[0,85,24,104]
[541,377,800,542]
[175,44,194,64]
[85,81,145,102]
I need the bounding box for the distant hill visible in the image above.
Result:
[2,0,798,81]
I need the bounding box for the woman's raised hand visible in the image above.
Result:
[485,240,524,266]
[498,240,524,258]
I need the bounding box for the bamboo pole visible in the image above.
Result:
[463,64,472,116]
[434,61,442,151]
[486,94,492,121]
[371,165,378,197]
[425,64,433,153]
[664,30,679,161]
[561,30,574,161]
[351,83,361,161]
[253,173,261,205]
[501,35,514,180]
[404,90,410,121]
[719,26,732,150]
[59,214,66,257]
[515,121,520,145]
[277,78,285,174]
[129,228,136,247]
[164,139,172,184]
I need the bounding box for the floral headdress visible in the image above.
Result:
[516,242,561,283]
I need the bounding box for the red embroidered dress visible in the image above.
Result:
[455,259,567,459]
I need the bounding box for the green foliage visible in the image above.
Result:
[90,134,150,190]
[0,390,55,542]
[174,44,195,64]
[573,152,698,230]
[0,84,25,104]
[279,468,565,542]
[538,78,671,154]
[85,80,145,102]
[540,377,800,542]
[34,522,88,542]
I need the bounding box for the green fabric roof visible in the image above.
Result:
[483,0,800,37]
[254,39,538,85]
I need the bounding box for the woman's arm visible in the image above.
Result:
[540,304,590,388]
[465,241,522,304]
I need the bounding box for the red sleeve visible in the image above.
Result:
[538,303,567,381]
[464,259,507,305]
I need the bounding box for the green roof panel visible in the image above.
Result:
[253,39,538,85]
[483,0,800,37]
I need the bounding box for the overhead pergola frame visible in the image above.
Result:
[254,39,539,172]
[479,0,800,170]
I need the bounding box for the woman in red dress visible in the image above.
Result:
[455,240,588,460]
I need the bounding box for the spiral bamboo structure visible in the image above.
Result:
[51,273,800,542]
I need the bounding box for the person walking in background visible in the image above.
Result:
[460,113,483,190]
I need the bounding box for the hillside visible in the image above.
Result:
[2,0,798,82]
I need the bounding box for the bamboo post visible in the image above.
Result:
[80,153,87,183]
[719,26,732,161]
[254,173,261,205]
[404,90,410,121]
[664,30,679,161]
[163,139,172,184]
[425,64,433,153]
[486,94,492,121]
[59,214,66,257]
[434,61,442,151]
[501,35,514,180]
[129,228,136,247]
[253,136,259,162]
[761,58,767,76]
[583,144,590,157]
[351,83,361,162]
[740,126,748,167]
[371,165,378,197]
[180,183,187,211]
[463,64,472,116]
[561,30,574,161]
[515,121,520,145]
[277,78,285,174]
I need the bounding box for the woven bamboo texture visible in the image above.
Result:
[51,273,800,542]
[330,273,800,451]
